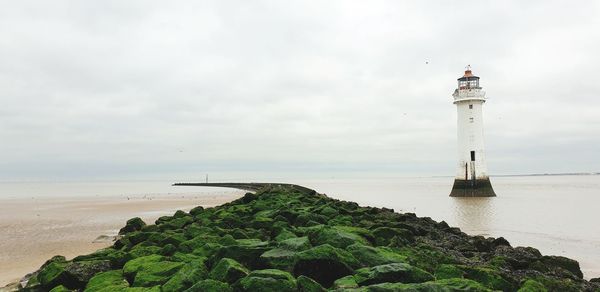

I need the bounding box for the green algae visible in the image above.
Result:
[17,184,599,292]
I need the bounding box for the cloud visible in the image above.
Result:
[1,0,599,180]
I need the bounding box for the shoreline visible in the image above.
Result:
[0,192,243,286]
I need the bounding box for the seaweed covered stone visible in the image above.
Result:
[14,183,600,292]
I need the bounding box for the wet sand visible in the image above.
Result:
[0,192,243,286]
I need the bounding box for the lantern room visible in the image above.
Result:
[457,65,480,90]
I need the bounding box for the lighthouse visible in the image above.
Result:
[449,66,496,197]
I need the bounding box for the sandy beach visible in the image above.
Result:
[0,191,243,286]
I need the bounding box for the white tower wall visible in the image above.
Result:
[455,99,488,180]
[450,67,495,197]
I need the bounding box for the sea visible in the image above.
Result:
[1,174,599,279]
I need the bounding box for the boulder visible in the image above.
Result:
[353,263,434,286]
[184,279,232,292]
[540,255,583,279]
[296,275,326,292]
[236,269,297,292]
[208,258,249,284]
[434,264,464,280]
[131,261,185,287]
[119,217,146,235]
[161,260,208,291]
[346,243,407,267]
[63,260,112,287]
[371,227,414,246]
[259,248,297,271]
[308,226,369,249]
[518,279,547,292]
[85,270,129,292]
[293,244,359,287]
[331,275,358,289]
[279,236,311,251]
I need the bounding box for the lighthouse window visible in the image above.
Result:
[470,151,476,161]
[469,117,474,123]
[469,104,473,109]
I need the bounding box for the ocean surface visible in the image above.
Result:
[1,175,599,279]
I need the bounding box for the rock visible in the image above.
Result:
[189,205,205,216]
[296,275,326,292]
[236,269,297,292]
[371,227,414,246]
[85,270,129,292]
[184,279,232,292]
[122,254,164,280]
[331,275,358,289]
[209,241,270,269]
[308,225,369,249]
[434,264,464,280]
[49,285,72,291]
[540,255,583,279]
[353,263,434,286]
[161,259,208,291]
[130,261,185,287]
[119,217,146,235]
[518,279,548,292]
[208,258,249,284]
[360,278,491,291]
[460,265,517,291]
[346,243,407,267]
[293,244,359,287]
[278,236,311,251]
[62,260,112,287]
[38,261,69,289]
[494,245,542,269]
[259,248,297,271]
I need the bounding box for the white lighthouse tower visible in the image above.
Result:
[450,66,496,197]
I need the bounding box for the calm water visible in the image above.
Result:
[294,175,600,279]
[1,175,599,278]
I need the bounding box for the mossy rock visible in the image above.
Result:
[183,279,232,292]
[208,258,249,284]
[434,264,464,280]
[236,269,297,292]
[122,255,164,280]
[346,243,407,267]
[192,242,223,258]
[260,248,298,271]
[460,265,516,291]
[63,260,112,288]
[161,259,208,291]
[518,279,548,292]
[279,236,311,251]
[296,275,326,292]
[540,255,583,278]
[275,229,298,241]
[353,263,434,286]
[308,225,369,249]
[38,261,69,289]
[85,270,129,292]
[129,245,162,259]
[293,244,359,288]
[131,261,184,287]
[397,245,457,273]
[371,227,414,246]
[332,275,359,289]
[360,278,491,291]
[119,217,146,235]
[209,241,270,269]
[49,285,72,292]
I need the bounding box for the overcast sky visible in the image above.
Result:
[1,1,599,181]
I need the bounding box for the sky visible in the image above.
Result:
[1,1,599,181]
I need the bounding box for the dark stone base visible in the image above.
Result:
[449,178,496,197]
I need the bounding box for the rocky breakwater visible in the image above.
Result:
[11,184,600,291]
